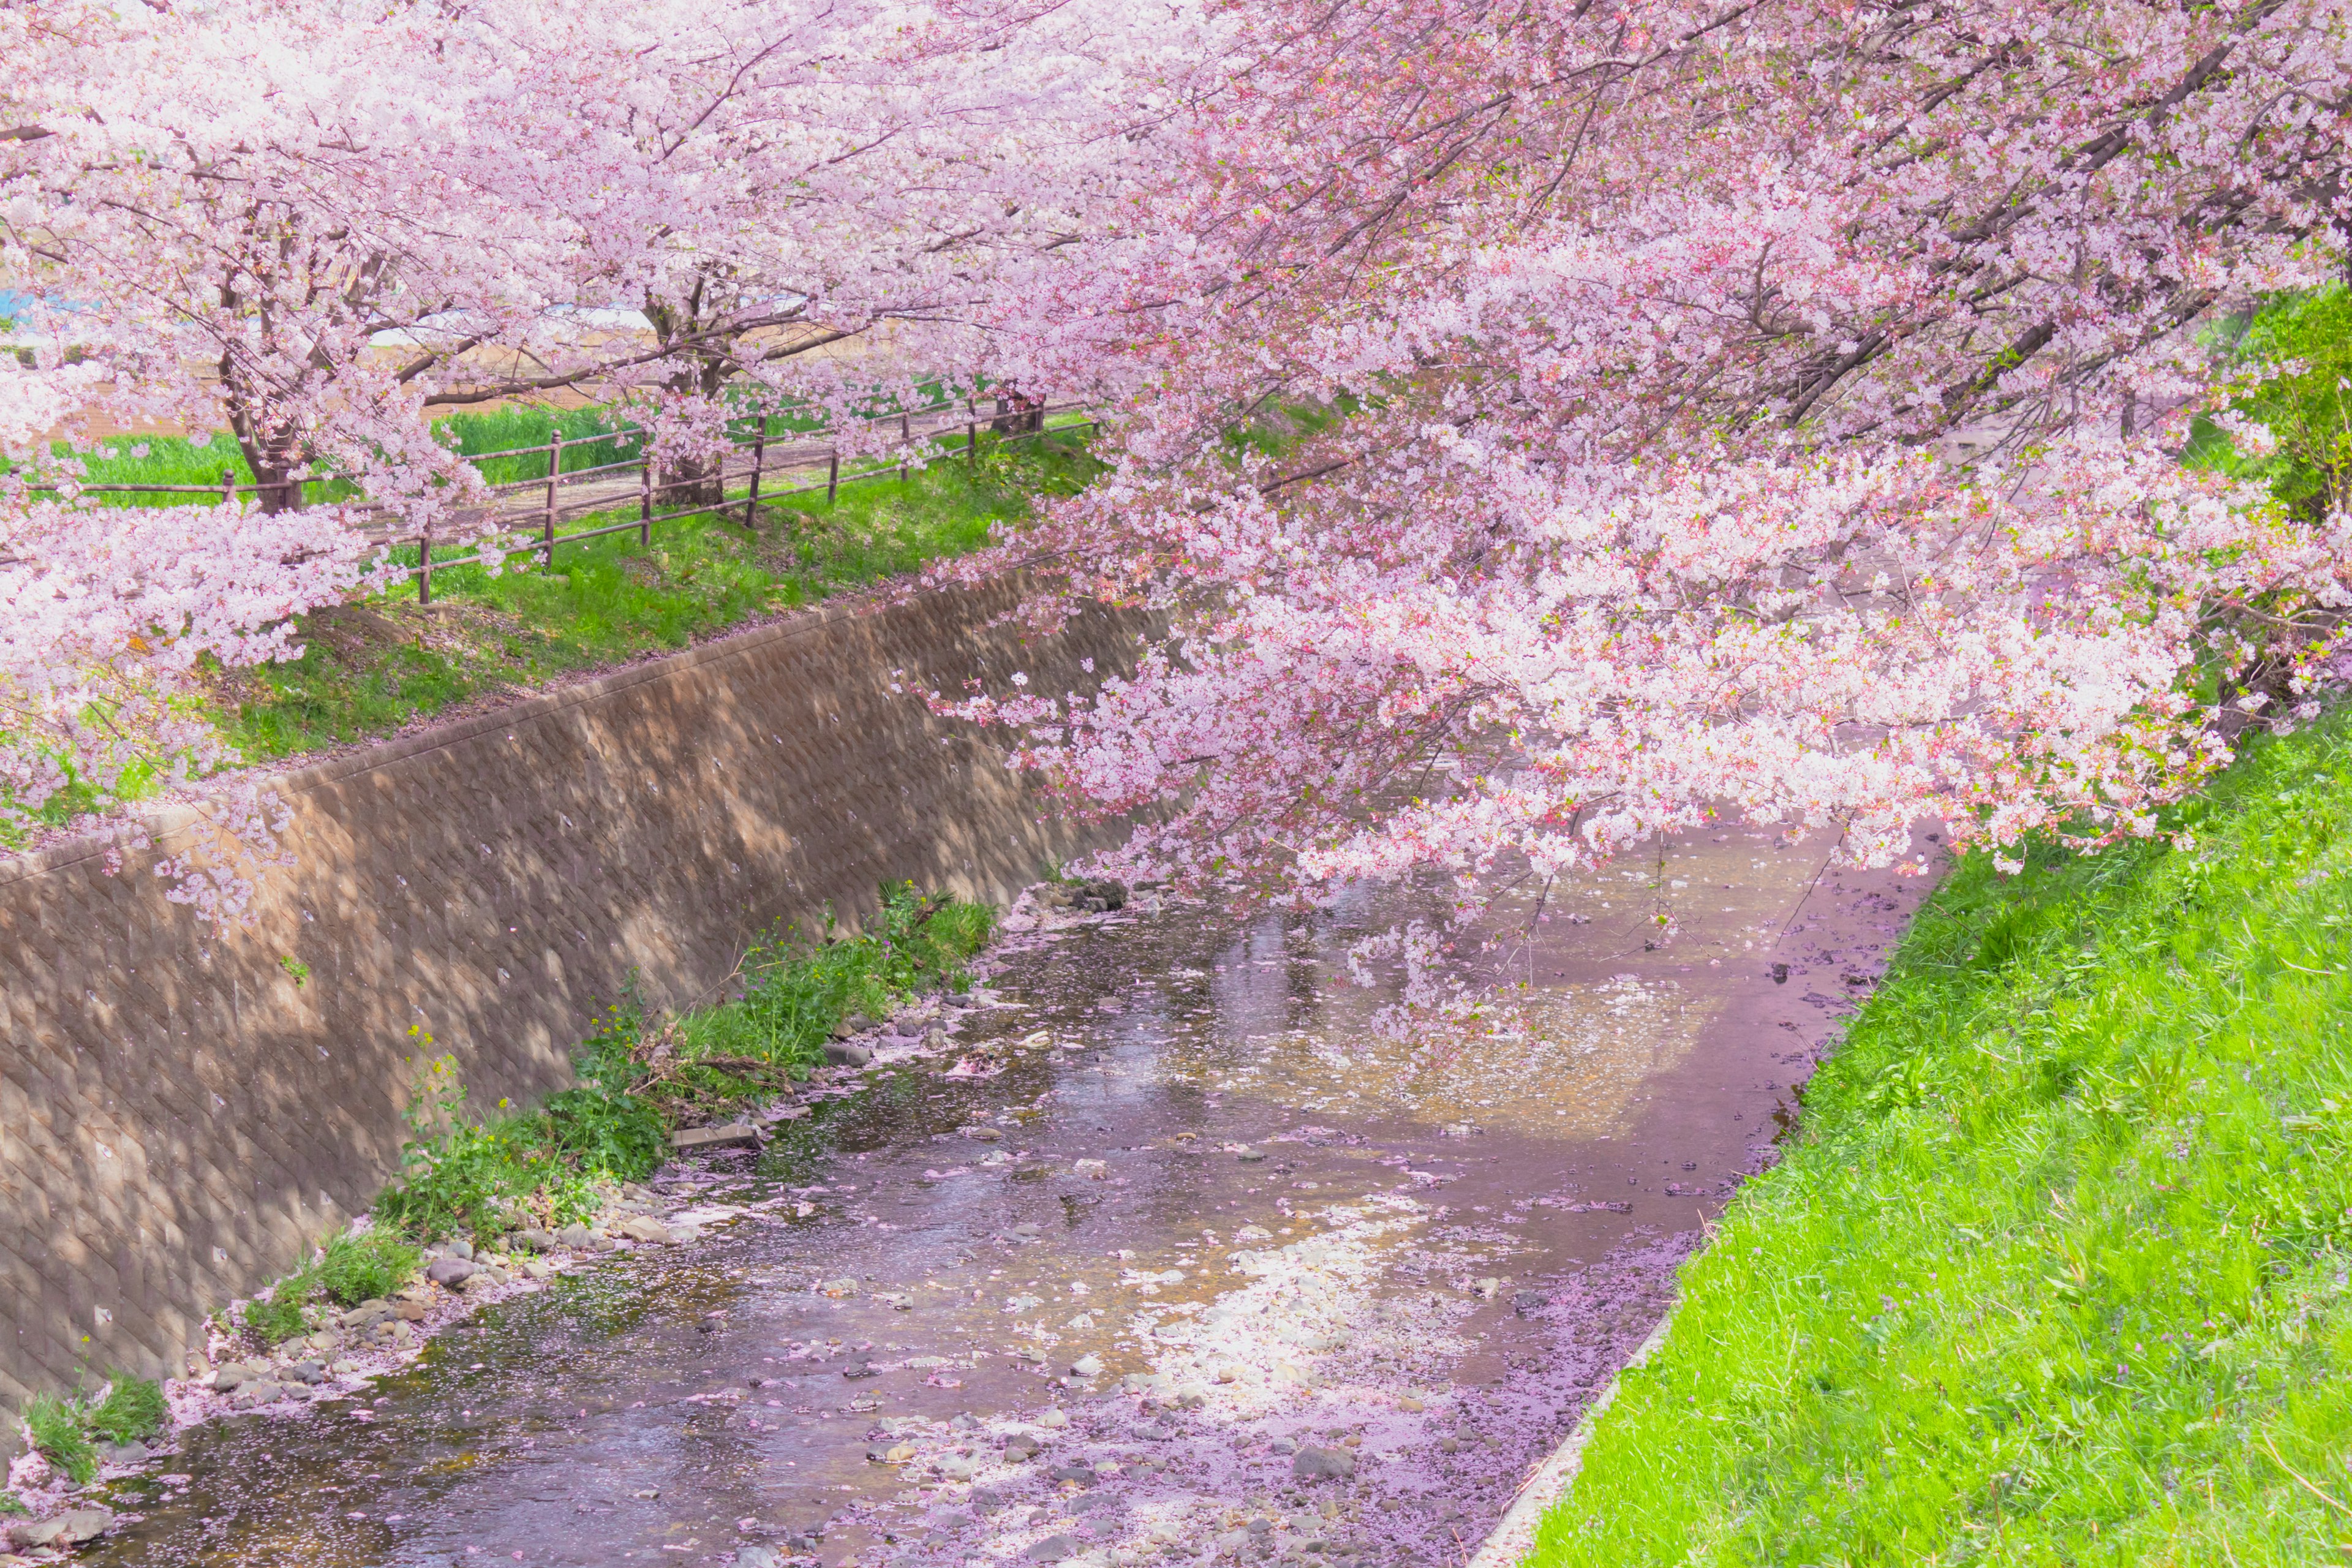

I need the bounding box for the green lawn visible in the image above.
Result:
[0,405,1095,839]
[1534,709,2352,1566]
[208,430,1095,763]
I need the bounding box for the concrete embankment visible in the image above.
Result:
[0,581,1144,1435]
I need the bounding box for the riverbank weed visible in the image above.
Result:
[1535,706,2352,1565]
[238,1279,313,1346]
[20,1394,97,1483]
[374,884,998,1245]
[310,1231,423,1309]
[80,1373,166,1447]
[238,1229,428,1343]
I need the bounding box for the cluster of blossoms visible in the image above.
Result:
[943,0,2352,938]
[4,0,2351,948]
[0,0,1148,914]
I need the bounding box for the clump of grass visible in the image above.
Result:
[1536,705,2352,1566]
[235,1227,424,1344]
[81,1373,166,1446]
[309,1231,422,1308]
[238,1276,314,1346]
[21,1393,97,1483]
[375,883,997,1246]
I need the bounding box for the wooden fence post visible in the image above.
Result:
[967,396,978,470]
[827,448,839,504]
[744,416,766,531]
[221,468,236,505]
[541,426,563,567]
[640,445,653,546]
[418,533,434,606]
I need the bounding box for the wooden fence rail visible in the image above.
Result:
[12,396,1095,603]
[408,402,1093,603]
[13,393,1085,514]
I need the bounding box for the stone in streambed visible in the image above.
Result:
[426,1257,476,1287]
[1026,1535,1082,1562]
[510,1228,558,1253]
[13,1507,114,1547]
[1292,1445,1356,1481]
[671,1123,760,1154]
[614,1215,676,1245]
[823,1041,872,1068]
[736,1549,786,1568]
[1004,1432,1043,1461]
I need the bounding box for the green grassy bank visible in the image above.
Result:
[1535,711,2352,1566]
[219,429,1096,761]
[2,429,1095,843]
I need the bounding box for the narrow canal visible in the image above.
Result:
[81,828,1928,1567]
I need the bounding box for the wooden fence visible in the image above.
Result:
[20,397,1096,604]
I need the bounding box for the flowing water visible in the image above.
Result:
[75,827,1930,1568]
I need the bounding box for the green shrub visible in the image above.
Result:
[310,1231,421,1308]
[372,1115,546,1245]
[81,1373,165,1446]
[543,1084,668,1182]
[2188,283,2352,524]
[22,1394,96,1484]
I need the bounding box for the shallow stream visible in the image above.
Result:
[79,828,1928,1568]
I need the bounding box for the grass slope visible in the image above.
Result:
[1535,711,2352,1566]
[205,433,1094,762]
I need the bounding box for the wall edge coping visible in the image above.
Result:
[0,585,987,891]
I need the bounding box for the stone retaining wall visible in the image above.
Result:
[0,582,1140,1431]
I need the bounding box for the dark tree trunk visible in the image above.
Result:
[655,351,732,508]
[989,391,1044,435]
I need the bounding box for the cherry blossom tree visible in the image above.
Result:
[0,0,1129,918]
[959,0,2352,925]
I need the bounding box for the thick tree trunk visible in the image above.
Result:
[660,452,728,510]
[989,391,1044,435]
[654,350,732,509]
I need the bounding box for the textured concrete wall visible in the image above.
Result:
[0,582,1139,1422]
